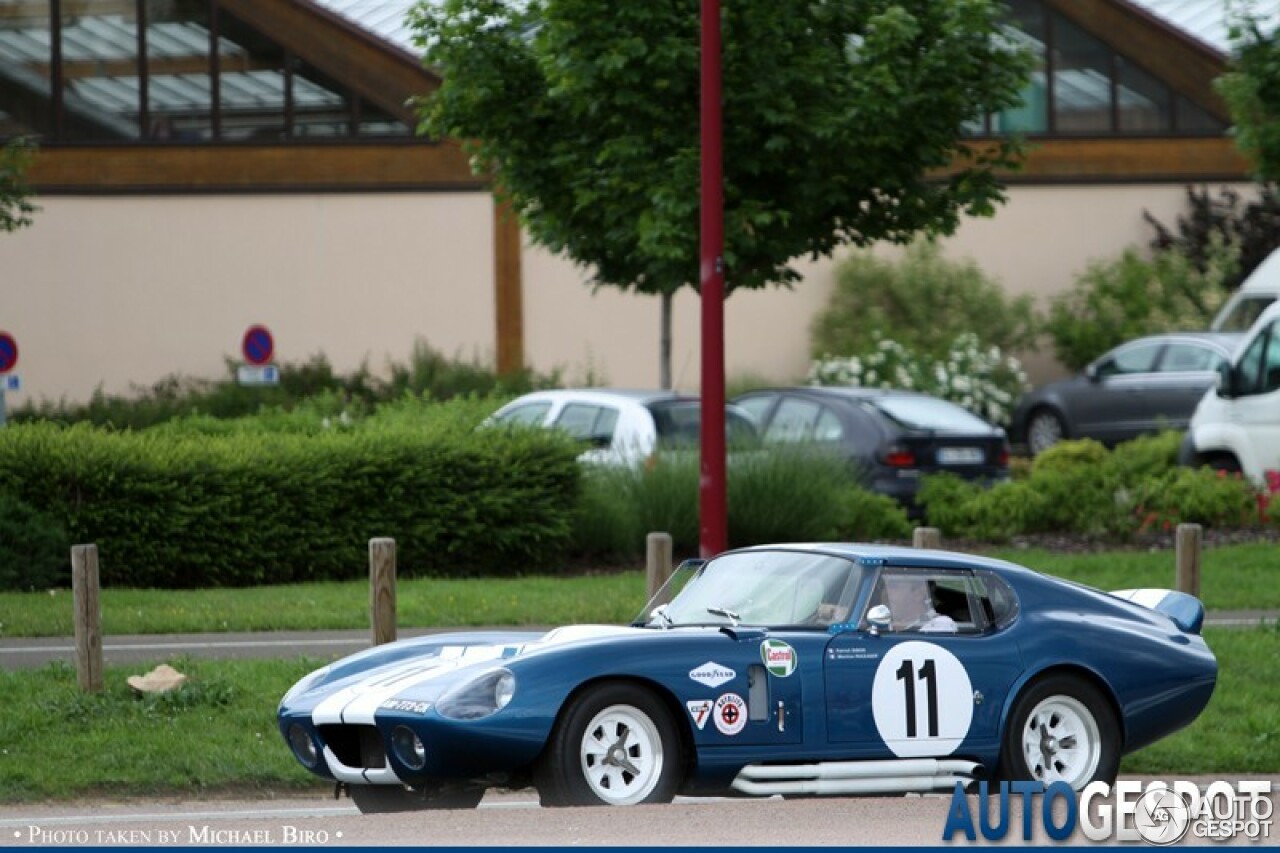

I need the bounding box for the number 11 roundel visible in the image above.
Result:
[870,641,974,758]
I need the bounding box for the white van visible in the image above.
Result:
[1181,299,1280,482]
[1210,247,1280,332]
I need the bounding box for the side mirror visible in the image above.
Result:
[1215,365,1235,398]
[866,604,892,636]
[1084,364,1100,382]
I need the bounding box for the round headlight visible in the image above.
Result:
[391,725,426,770]
[287,723,318,768]
[494,671,516,710]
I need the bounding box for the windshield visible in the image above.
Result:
[639,550,862,628]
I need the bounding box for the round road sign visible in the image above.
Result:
[241,325,275,366]
[0,332,17,374]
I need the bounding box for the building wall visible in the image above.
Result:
[0,183,1247,406]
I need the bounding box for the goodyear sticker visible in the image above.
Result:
[689,661,736,688]
[713,692,747,736]
[761,639,797,677]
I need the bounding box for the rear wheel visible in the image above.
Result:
[1206,454,1241,474]
[534,682,681,807]
[349,783,484,814]
[1026,409,1067,456]
[999,675,1119,790]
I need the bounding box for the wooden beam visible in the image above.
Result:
[1045,0,1229,121]
[215,0,438,125]
[493,198,525,375]
[1001,137,1251,182]
[26,142,484,191]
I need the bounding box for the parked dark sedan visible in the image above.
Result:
[1010,332,1242,455]
[732,387,1009,512]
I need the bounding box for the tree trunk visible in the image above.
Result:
[659,290,673,390]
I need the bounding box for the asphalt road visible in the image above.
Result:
[2,613,1274,670]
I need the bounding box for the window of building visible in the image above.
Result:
[0,0,413,145]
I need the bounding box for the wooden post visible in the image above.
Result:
[912,527,942,550]
[369,538,397,646]
[1176,523,1202,598]
[646,532,674,604]
[71,544,103,693]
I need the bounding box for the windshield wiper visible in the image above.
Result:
[706,606,740,626]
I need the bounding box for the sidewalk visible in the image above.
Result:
[1,613,1273,671]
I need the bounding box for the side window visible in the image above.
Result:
[861,569,980,635]
[1095,342,1161,378]
[813,407,844,442]
[763,398,821,444]
[734,394,776,425]
[1234,323,1280,397]
[492,402,551,425]
[1158,343,1218,373]
[973,571,1019,630]
[554,404,606,441]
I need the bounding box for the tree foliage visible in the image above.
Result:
[411,0,1032,298]
[1218,14,1280,183]
[1,138,37,233]
[1144,185,1280,289]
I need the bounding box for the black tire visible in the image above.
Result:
[534,682,682,807]
[349,783,484,814]
[999,675,1120,791]
[1206,454,1242,474]
[1026,409,1067,456]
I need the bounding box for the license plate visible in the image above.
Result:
[937,447,984,465]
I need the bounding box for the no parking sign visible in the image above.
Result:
[237,325,279,386]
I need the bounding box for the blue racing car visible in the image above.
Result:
[277,544,1216,812]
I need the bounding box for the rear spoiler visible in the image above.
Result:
[1110,588,1205,635]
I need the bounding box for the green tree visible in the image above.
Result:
[1218,14,1280,182]
[411,0,1032,386]
[1,138,37,233]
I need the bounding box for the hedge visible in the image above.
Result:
[0,420,581,589]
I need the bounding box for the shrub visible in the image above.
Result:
[1044,243,1235,370]
[809,333,1029,426]
[1032,438,1109,475]
[1103,430,1184,486]
[1132,468,1259,532]
[1145,185,1280,289]
[0,492,69,591]
[571,447,911,560]
[811,241,1039,360]
[0,419,582,588]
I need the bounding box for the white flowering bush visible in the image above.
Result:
[809,333,1030,426]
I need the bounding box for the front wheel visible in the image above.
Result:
[534,682,682,807]
[349,783,484,814]
[999,675,1120,790]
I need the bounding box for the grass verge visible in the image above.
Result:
[0,627,1273,802]
[2,543,1278,639]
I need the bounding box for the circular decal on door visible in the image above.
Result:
[760,639,797,677]
[713,692,747,736]
[871,640,974,758]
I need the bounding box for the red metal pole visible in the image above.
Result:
[699,0,727,557]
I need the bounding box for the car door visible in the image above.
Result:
[1069,340,1164,442]
[823,566,1022,759]
[1225,319,1280,477]
[1141,341,1229,431]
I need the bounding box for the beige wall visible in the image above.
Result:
[0,183,1248,406]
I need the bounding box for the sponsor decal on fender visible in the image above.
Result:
[380,699,432,714]
[714,692,747,736]
[689,661,736,688]
[760,639,797,677]
[686,699,713,731]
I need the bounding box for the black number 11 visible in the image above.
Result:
[895,658,939,737]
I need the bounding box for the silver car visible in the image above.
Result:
[1011,332,1242,455]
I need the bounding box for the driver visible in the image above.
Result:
[880,573,957,633]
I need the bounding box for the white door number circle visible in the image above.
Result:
[871,641,973,758]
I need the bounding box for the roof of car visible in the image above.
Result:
[1125,331,1244,351]
[732,542,1036,577]
[503,388,695,406]
[738,386,945,402]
